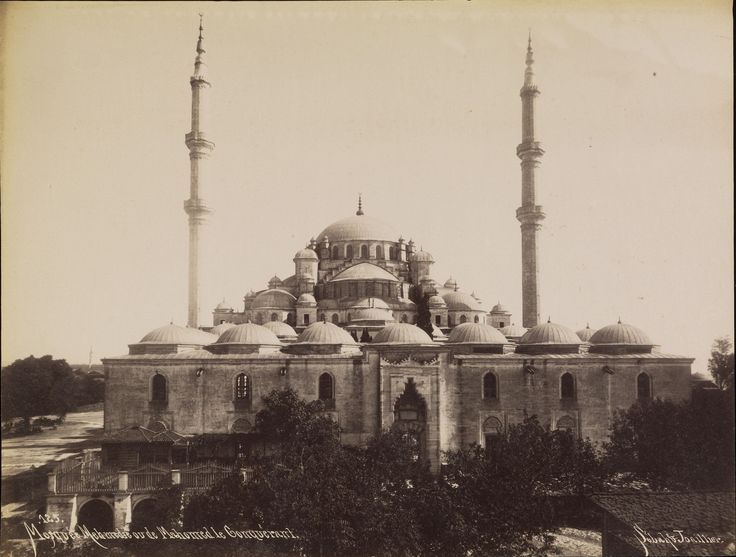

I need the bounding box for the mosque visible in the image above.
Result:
[47,22,692,532]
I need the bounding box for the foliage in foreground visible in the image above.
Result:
[184,389,603,557]
[604,395,735,491]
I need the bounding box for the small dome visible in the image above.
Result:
[268,275,283,286]
[447,322,507,344]
[491,302,509,313]
[373,323,434,344]
[427,295,447,308]
[297,293,317,306]
[442,291,483,311]
[216,323,282,345]
[500,324,528,338]
[210,322,235,337]
[443,277,458,289]
[576,325,598,343]
[215,299,233,311]
[251,289,297,309]
[139,324,217,345]
[262,320,298,339]
[296,321,356,344]
[294,248,318,260]
[351,308,395,322]
[589,321,653,345]
[519,321,581,345]
[410,250,434,263]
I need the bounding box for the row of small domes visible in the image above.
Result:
[138,320,653,347]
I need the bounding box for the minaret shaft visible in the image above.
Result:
[185,18,214,328]
[516,36,545,328]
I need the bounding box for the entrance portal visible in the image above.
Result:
[76,499,113,532]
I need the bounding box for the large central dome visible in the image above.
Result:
[317,214,400,243]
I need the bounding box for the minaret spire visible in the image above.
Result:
[516,33,545,328]
[184,16,215,328]
[356,193,364,216]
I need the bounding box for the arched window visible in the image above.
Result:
[318,373,334,403]
[460,315,467,324]
[499,321,505,328]
[375,245,384,260]
[331,313,339,324]
[286,313,295,326]
[560,373,575,400]
[235,373,249,400]
[319,313,325,322]
[401,314,408,323]
[448,315,454,327]
[347,313,352,322]
[483,372,498,400]
[303,314,310,325]
[360,245,369,259]
[332,245,340,259]
[255,313,263,325]
[270,313,278,322]
[346,245,354,259]
[151,374,167,403]
[389,246,397,260]
[474,315,480,323]
[435,315,442,326]
[483,416,503,456]
[637,373,652,399]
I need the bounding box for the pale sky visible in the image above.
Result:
[1,1,732,371]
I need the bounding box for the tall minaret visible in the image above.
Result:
[516,34,545,328]
[184,16,214,328]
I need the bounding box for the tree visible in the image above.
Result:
[604,397,735,490]
[409,285,434,338]
[708,336,735,390]
[1,355,77,431]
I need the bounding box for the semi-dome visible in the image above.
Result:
[251,289,297,309]
[210,322,235,337]
[589,321,652,345]
[317,214,399,243]
[519,321,581,345]
[442,291,483,311]
[351,308,395,322]
[410,250,434,263]
[372,323,434,344]
[351,297,391,310]
[297,293,317,306]
[500,323,528,338]
[296,321,356,344]
[443,277,458,289]
[139,324,217,345]
[447,322,507,344]
[491,302,509,313]
[427,295,447,308]
[294,248,318,260]
[262,320,298,339]
[215,323,282,345]
[331,263,399,283]
[576,325,597,343]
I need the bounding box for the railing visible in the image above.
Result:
[51,456,253,495]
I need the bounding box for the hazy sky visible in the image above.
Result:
[1,1,732,370]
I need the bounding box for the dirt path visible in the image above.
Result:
[1,411,103,519]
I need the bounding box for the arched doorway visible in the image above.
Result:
[76,499,113,532]
[130,498,166,532]
[392,379,427,461]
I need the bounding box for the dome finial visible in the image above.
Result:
[617,316,622,324]
[523,30,535,87]
[356,193,364,216]
[547,316,551,323]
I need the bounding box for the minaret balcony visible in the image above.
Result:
[516,205,546,224]
[184,199,212,217]
[516,142,544,158]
